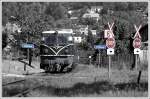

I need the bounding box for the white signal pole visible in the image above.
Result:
[108,55,111,79]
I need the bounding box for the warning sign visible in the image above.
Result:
[106,38,115,48]
[133,38,141,49]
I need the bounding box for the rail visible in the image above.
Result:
[13,85,42,97]
[2,80,26,86]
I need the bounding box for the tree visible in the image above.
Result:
[2,2,55,57]
[113,19,130,54]
[87,30,94,48]
[56,19,72,28]
[45,3,67,20]
[114,2,128,11]
[79,18,97,26]
[2,30,8,49]
[100,8,108,15]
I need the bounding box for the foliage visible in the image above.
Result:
[56,19,72,28]
[45,3,67,20]
[100,8,108,15]
[87,30,94,48]
[114,2,128,11]
[102,2,147,11]
[2,2,70,45]
[113,19,130,54]
[79,18,97,26]
[2,30,8,49]
[78,42,89,50]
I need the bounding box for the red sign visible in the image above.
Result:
[133,38,141,48]
[106,38,115,48]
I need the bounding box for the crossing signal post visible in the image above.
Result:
[133,25,142,70]
[105,22,115,79]
[133,24,142,84]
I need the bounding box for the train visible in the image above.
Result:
[40,29,76,73]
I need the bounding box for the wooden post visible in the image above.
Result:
[137,70,142,84]
[137,55,142,84]
[135,54,138,70]
[24,63,26,71]
[27,32,30,64]
[108,55,111,79]
[99,50,100,68]
[77,56,80,63]
[89,56,91,65]
[27,49,29,60]
[37,56,39,63]
[25,31,29,72]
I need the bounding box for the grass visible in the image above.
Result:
[27,81,147,97]
[3,81,148,97]
[3,68,148,97]
[2,60,148,97]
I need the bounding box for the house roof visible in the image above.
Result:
[91,6,103,9]
[70,17,78,20]
[82,13,99,18]
[42,29,73,34]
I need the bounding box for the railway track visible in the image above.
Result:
[2,64,89,97]
[3,78,42,97]
[13,85,43,97]
[2,79,26,86]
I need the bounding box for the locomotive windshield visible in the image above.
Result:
[42,31,73,46]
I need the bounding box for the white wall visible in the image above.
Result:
[73,37,82,43]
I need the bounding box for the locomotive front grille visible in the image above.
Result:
[40,55,74,56]
[41,56,73,65]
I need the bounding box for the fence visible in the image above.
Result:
[2,47,148,70]
[78,50,148,70]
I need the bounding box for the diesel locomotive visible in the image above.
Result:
[40,29,76,73]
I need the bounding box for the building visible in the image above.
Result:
[78,25,97,36]
[70,17,78,24]
[90,6,103,13]
[42,29,74,34]
[70,17,78,20]
[79,25,88,35]
[82,13,99,21]
[5,22,21,34]
[73,36,82,43]
[91,30,97,36]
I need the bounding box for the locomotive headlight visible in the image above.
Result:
[44,49,49,54]
[64,48,69,54]
[42,37,45,41]
[68,36,73,41]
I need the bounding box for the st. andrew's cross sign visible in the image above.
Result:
[133,25,142,39]
[107,22,114,38]
[133,25,142,49]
